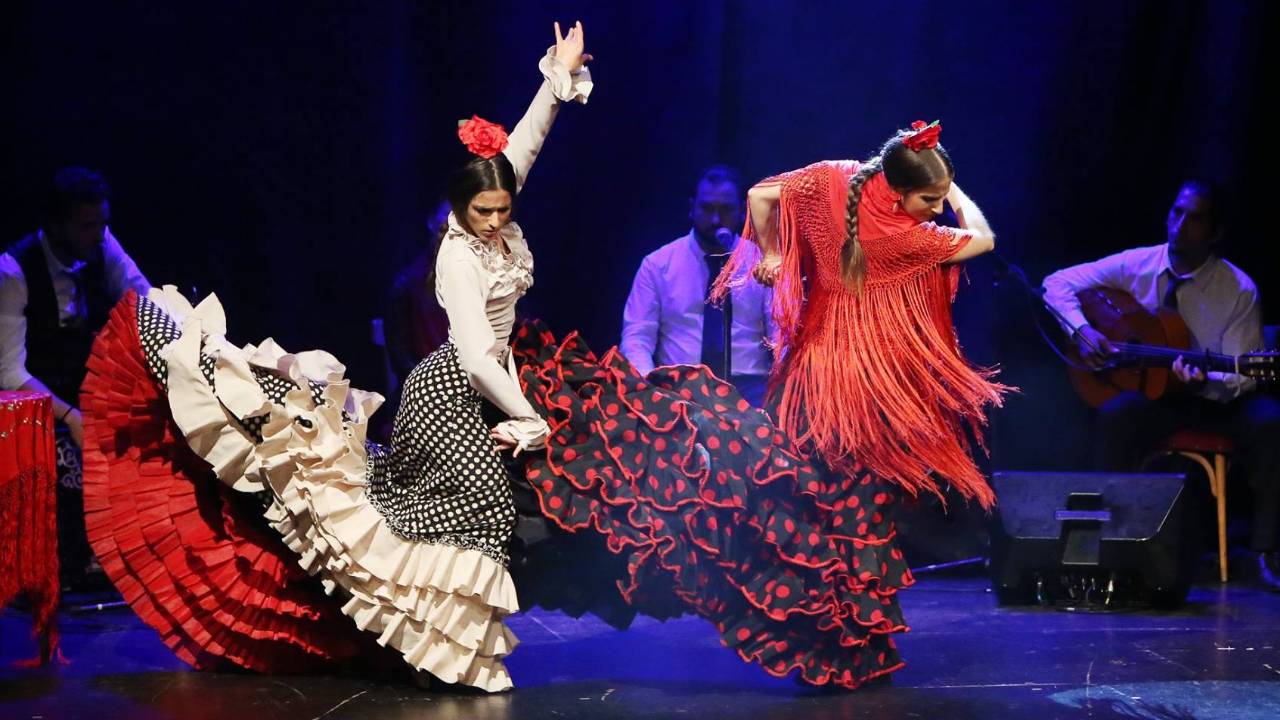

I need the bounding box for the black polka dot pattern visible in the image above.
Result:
[136,296,312,442]
[366,343,515,565]
[134,295,513,566]
[136,296,180,390]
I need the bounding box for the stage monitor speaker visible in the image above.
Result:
[989,471,1196,608]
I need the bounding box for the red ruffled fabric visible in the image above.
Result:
[80,292,374,672]
[511,321,913,689]
[78,290,915,687]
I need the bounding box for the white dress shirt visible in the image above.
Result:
[0,228,150,390]
[621,232,775,377]
[1042,243,1262,402]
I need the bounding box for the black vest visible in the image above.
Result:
[7,234,113,405]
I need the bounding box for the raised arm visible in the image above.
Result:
[747,182,782,254]
[943,182,995,263]
[745,181,783,284]
[503,21,594,192]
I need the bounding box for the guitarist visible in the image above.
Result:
[1042,179,1280,588]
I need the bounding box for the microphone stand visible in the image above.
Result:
[989,253,1099,370]
[711,228,737,380]
[723,282,733,380]
[990,253,1073,330]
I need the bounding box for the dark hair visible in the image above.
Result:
[41,166,110,227]
[447,154,517,225]
[1178,178,1225,233]
[426,154,518,293]
[695,164,743,195]
[841,133,954,291]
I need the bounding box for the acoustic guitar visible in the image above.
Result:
[1066,287,1279,408]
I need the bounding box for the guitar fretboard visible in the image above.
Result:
[1110,342,1237,373]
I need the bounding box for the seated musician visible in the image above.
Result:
[1042,179,1280,588]
[1,167,151,590]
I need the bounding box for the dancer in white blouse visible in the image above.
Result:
[78,21,592,693]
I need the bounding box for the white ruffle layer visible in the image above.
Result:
[151,286,519,691]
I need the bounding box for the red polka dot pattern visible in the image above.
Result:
[510,320,914,689]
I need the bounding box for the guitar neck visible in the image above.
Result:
[1110,343,1238,373]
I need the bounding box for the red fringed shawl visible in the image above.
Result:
[0,390,60,664]
[715,161,1006,508]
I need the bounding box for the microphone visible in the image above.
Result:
[714,227,735,251]
[989,252,1045,295]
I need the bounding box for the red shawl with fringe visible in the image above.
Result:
[715,160,1006,508]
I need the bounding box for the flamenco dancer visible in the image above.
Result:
[81,21,592,692]
[724,120,1003,502]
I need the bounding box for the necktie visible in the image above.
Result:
[66,266,88,328]
[1162,270,1190,311]
[701,253,731,377]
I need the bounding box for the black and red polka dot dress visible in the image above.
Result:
[509,320,913,690]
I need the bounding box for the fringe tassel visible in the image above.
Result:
[712,161,1007,508]
[776,267,1006,508]
[710,172,807,361]
[0,424,61,664]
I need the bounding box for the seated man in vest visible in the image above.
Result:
[1042,179,1280,588]
[1,167,151,588]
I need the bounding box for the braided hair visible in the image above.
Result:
[841,132,954,291]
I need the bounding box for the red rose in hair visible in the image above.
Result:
[903,119,942,151]
[457,116,509,158]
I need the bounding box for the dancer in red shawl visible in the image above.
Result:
[504,122,1006,690]
[716,120,1006,506]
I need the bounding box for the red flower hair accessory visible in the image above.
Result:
[457,116,509,158]
[903,120,942,151]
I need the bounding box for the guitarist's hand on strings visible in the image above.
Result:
[1074,324,1116,368]
[1172,356,1208,390]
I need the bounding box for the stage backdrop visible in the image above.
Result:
[4,0,1272,476]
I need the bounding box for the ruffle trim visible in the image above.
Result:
[511,320,914,689]
[539,48,593,104]
[147,287,520,691]
[81,290,372,673]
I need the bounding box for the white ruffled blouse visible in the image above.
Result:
[434,50,592,450]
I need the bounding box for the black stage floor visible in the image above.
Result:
[4,566,1279,720]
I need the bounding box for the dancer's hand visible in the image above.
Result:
[491,427,518,453]
[553,21,591,72]
[752,253,782,286]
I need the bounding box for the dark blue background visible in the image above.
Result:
[4,0,1272,473]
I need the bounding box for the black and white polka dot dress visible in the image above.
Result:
[366,342,517,565]
[90,55,595,691]
[136,295,516,566]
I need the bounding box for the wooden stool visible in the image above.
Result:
[1157,430,1235,582]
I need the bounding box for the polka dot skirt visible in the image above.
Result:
[366,343,516,565]
[509,319,914,690]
